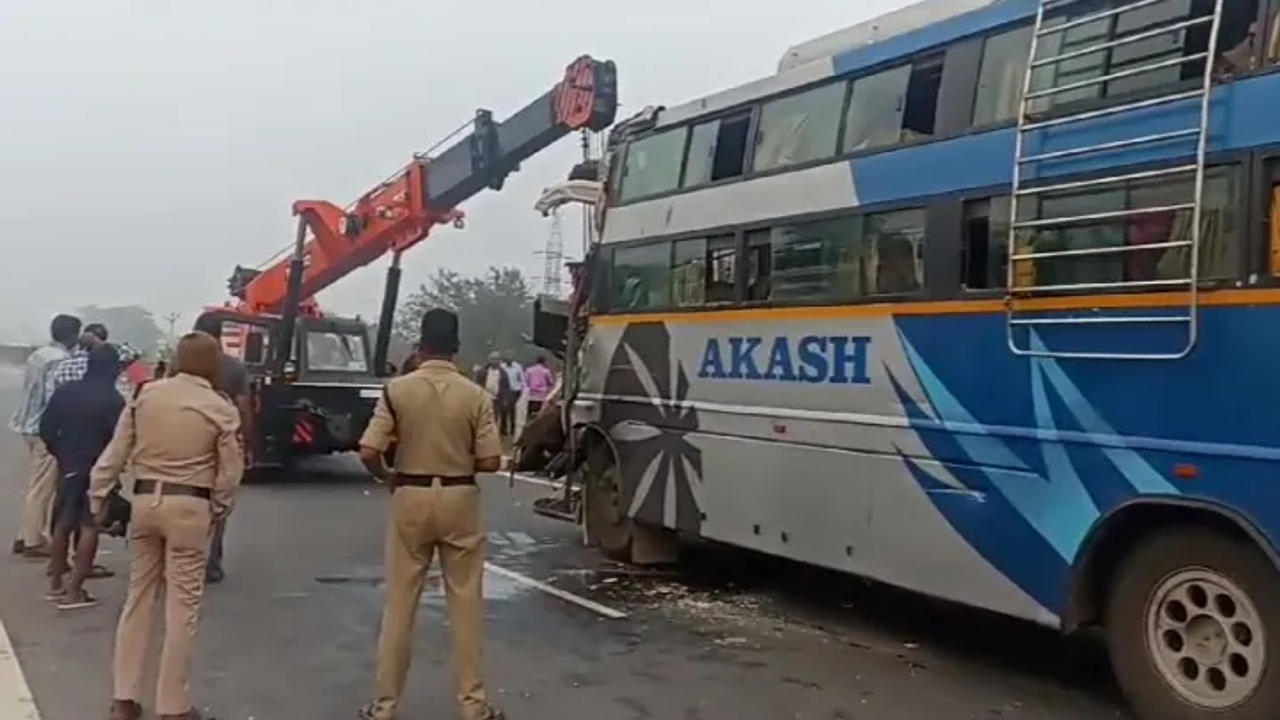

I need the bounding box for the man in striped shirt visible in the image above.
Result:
[46,323,109,393]
[9,314,82,557]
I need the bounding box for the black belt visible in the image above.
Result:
[134,479,213,499]
[395,474,476,488]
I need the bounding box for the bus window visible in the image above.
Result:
[669,234,741,307]
[672,238,708,307]
[712,116,751,180]
[684,123,717,188]
[753,82,845,172]
[1028,0,1208,114]
[844,65,911,153]
[1025,186,1127,287]
[746,230,773,301]
[1019,167,1238,288]
[1128,169,1238,280]
[684,113,751,187]
[1107,0,1197,96]
[1029,6,1112,113]
[1028,0,1261,114]
[612,242,671,310]
[706,235,738,304]
[972,25,1034,127]
[843,54,943,152]
[590,245,613,312]
[962,197,1012,290]
[902,55,944,142]
[865,208,926,295]
[618,129,686,202]
[1216,0,1265,74]
[768,216,863,302]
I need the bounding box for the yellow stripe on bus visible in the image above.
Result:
[591,288,1280,326]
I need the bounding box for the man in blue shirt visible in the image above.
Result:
[40,344,124,609]
[9,314,81,557]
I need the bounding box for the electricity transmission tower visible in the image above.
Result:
[539,210,566,297]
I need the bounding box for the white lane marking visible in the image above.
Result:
[488,533,509,546]
[506,531,537,546]
[0,615,40,719]
[483,563,627,620]
[502,473,564,491]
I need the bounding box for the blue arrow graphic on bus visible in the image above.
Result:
[1027,333,1178,497]
[896,328,1098,562]
[1028,349,1099,558]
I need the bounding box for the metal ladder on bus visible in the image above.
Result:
[1007,0,1226,360]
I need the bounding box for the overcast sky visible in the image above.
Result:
[0,0,912,343]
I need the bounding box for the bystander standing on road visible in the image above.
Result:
[477,352,515,440]
[501,350,525,435]
[46,323,109,393]
[39,344,125,610]
[193,315,252,584]
[9,313,82,559]
[357,308,505,720]
[523,355,553,416]
[93,332,244,720]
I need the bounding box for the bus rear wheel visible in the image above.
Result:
[581,438,632,561]
[1107,528,1280,720]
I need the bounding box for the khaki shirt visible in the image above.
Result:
[360,360,502,477]
[91,373,244,516]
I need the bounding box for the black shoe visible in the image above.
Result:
[205,567,225,584]
[11,540,23,555]
[108,699,143,720]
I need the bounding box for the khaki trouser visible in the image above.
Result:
[112,491,213,716]
[371,483,487,720]
[18,435,57,547]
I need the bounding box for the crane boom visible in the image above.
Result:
[229,55,618,317]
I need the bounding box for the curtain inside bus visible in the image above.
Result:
[1271,184,1280,276]
[1014,168,1238,288]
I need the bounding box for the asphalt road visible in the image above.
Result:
[0,365,1132,720]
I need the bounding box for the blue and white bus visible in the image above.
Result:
[562,0,1280,717]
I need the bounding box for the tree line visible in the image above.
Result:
[9,268,537,371]
[392,266,541,371]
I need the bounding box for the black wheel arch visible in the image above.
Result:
[574,422,620,471]
[1065,496,1280,632]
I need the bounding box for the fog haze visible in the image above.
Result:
[0,0,912,343]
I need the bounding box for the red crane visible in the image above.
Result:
[198,55,617,468]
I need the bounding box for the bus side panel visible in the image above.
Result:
[580,314,1057,624]
[581,299,1280,626]
[892,304,1280,590]
[692,429,1059,625]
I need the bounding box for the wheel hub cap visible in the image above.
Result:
[1185,615,1229,665]
[1146,568,1266,709]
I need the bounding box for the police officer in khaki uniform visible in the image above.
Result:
[92,332,244,720]
[357,308,504,720]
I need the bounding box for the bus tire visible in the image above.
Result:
[581,437,632,561]
[1107,528,1280,720]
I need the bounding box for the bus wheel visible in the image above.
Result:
[1107,528,1280,720]
[581,438,632,561]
